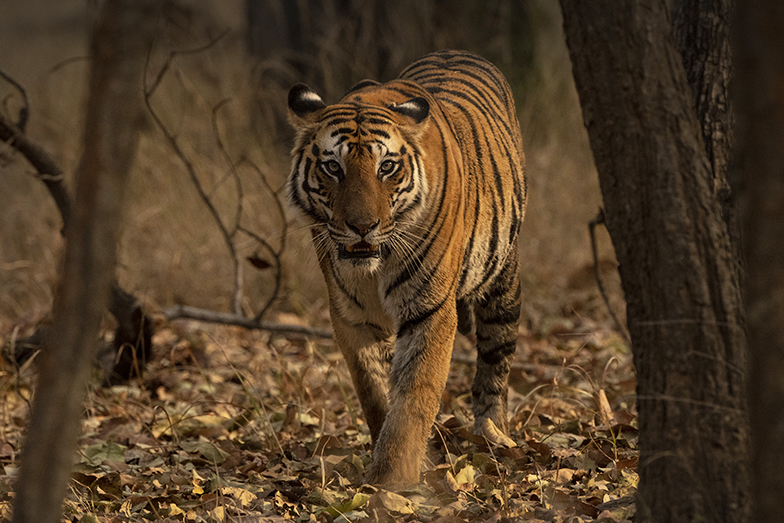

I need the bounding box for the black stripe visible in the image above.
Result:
[364,117,394,126]
[472,380,504,397]
[478,341,517,366]
[353,321,392,339]
[396,274,458,338]
[480,212,501,284]
[478,307,520,327]
[458,190,482,290]
[427,86,516,146]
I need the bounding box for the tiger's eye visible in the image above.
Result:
[378,160,397,176]
[323,160,342,175]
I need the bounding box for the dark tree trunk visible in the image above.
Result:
[11,1,157,522]
[672,0,734,194]
[560,1,749,522]
[672,0,741,257]
[735,2,784,520]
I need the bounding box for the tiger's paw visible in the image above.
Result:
[364,459,420,487]
[478,417,517,448]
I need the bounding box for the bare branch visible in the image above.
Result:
[0,86,152,386]
[0,69,29,130]
[164,304,333,339]
[588,209,631,347]
[238,224,283,321]
[143,34,244,316]
[239,158,288,322]
[211,98,244,315]
[0,113,72,234]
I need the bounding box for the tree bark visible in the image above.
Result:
[735,2,784,520]
[560,1,749,522]
[11,1,157,522]
[672,0,734,198]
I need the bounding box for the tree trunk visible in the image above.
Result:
[735,2,784,520]
[559,1,749,522]
[672,0,741,259]
[11,1,157,522]
[672,0,734,196]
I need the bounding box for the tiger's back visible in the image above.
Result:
[401,51,527,303]
[286,50,526,486]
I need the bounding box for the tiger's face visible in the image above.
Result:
[287,83,431,273]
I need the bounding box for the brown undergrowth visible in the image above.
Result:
[0,305,635,523]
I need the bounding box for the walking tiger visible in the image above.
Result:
[287,50,527,485]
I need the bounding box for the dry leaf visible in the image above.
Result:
[368,490,415,516]
[595,388,616,426]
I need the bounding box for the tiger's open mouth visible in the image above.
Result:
[339,241,380,259]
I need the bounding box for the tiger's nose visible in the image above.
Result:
[347,219,380,238]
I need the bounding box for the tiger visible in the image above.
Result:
[286,50,527,486]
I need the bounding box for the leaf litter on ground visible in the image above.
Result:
[0,306,636,522]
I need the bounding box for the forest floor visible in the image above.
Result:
[0,301,636,523]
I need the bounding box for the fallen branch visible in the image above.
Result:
[450,351,542,373]
[164,304,333,339]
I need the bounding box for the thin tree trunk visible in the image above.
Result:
[11,1,157,522]
[735,2,784,520]
[560,1,749,521]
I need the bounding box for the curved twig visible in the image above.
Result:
[211,98,244,314]
[239,158,289,322]
[0,113,71,234]
[589,209,632,347]
[0,68,29,130]
[0,75,152,384]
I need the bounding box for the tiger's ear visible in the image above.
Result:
[389,97,430,125]
[288,83,326,125]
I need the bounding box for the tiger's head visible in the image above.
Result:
[287,82,431,273]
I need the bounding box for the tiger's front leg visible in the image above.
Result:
[331,314,395,442]
[364,300,458,486]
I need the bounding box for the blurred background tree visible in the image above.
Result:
[245,0,535,97]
